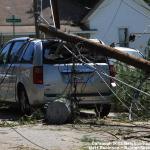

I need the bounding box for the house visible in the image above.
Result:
[0,0,98,44]
[0,0,150,55]
[82,0,150,55]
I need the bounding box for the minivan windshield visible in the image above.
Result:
[43,41,106,64]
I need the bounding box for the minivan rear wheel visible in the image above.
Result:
[18,87,32,115]
[95,104,111,118]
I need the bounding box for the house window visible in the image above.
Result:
[118,28,129,47]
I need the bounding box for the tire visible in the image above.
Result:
[95,104,111,118]
[18,87,32,115]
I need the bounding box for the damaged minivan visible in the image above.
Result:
[0,37,116,118]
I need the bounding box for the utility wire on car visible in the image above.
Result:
[0,41,30,86]
[63,44,135,114]
[0,39,50,150]
[63,43,150,120]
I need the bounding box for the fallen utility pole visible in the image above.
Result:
[39,24,150,73]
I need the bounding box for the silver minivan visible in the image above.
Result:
[0,37,115,116]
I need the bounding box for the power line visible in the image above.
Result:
[49,0,56,27]
[0,41,30,86]
[4,121,49,150]
[39,24,150,72]
[63,43,150,119]
[115,82,148,114]
[50,0,60,29]
[102,0,150,40]
[102,72,150,97]
[0,40,49,150]
[78,49,150,119]
[1,42,70,150]
[63,44,136,114]
[74,43,150,97]
[102,0,123,39]
[40,0,43,17]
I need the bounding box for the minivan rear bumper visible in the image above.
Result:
[78,95,113,104]
[44,93,113,104]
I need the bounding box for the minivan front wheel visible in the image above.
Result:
[18,87,32,115]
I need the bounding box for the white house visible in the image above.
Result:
[82,0,150,55]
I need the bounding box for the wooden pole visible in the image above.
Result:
[46,98,71,124]
[39,24,150,73]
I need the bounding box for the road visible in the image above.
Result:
[0,103,150,150]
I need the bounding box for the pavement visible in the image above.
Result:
[0,103,150,150]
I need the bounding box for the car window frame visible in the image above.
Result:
[0,42,13,64]
[8,40,28,64]
[19,42,35,64]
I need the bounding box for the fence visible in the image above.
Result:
[0,32,36,46]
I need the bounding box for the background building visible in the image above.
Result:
[82,0,150,55]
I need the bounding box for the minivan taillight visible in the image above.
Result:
[33,66,43,84]
[110,65,116,77]
[110,65,116,86]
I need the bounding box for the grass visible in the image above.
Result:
[18,109,44,125]
[0,109,44,127]
[0,120,17,127]
[0,101,44,127]
[113,63,150,119]
[11,145,39,150]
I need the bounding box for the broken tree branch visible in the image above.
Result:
[39,24,150,73]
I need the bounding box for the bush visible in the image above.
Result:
[113,62,150,119]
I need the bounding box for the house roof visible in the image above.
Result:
[41,0,88,25]
[0,0,33,25]
[82,0,104,22]
[0,0,99,26]
[133,0,150,11]
[82,0,150,23]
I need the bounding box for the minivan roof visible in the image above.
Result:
[9,37,31,42]
[114,46,139,52]
[114,46,144,58]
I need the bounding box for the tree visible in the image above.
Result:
[144,0,150,4]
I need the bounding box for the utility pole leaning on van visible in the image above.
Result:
[39,0,150,124]
[39,24,150,73]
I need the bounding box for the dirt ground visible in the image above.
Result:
[0,103,150,150]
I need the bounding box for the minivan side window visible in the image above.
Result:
[9,41,26,63]
[0,42,12,64]
[20,43,34,63]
